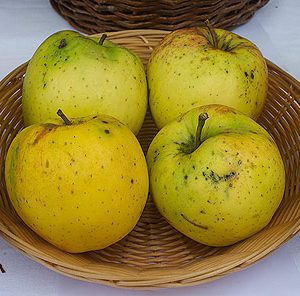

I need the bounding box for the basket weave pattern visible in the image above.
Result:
[0,30,299,289]
[50,0,269,34]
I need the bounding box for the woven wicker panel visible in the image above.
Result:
[49,0,269,34]
[0,30,299,289]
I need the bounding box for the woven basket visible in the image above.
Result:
[0,30,300,290]
[50,0,269,34]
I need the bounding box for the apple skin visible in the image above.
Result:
[146,104,285,247]
[5,113,149,253]
[22,30,148,135]
[147,27,268,129]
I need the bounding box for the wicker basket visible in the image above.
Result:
[50,0,269,34]
[0,30,300,290]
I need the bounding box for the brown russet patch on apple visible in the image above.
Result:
[157,28,209,53]
[32,124,58,145]
[205,104,236,115]
[200,56,210,61]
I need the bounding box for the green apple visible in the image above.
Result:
[147,104,285,247]
[22,30,148,135]
[147,26,268,129]
[5,110,149,253]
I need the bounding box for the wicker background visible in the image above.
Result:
[49,0,269,34]
[0,29,299,289]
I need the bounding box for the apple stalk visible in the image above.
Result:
[57,109,72,125]
[99,34,107,45]
[195,112,208,150]
[205,20,218,48]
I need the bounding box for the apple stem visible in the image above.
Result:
[57,109,72,125]
[99,34,107,45]
[205,20,218,48]
[195,113,209,149]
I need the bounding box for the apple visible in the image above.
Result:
[146,104,285,247]
[147,25,268,129]
[22,30,148,135]
[5,110,149,253]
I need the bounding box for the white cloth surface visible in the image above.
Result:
[1,0,300,295]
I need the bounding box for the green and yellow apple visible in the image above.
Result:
[22,30,148,135]
[147,104,285,247]
[5,110,149,253]
[147,26,268,129]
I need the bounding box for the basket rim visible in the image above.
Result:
[0,29,300,289]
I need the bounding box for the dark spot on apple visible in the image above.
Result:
[184,175,188,180]
[251,72,254,79]
[224,171,236,181]
[153,154,158,163]
[204,169,236,184]
[104,129,110,134]
[131,179,134,184]
[102,120,108,124]
[58,39,67,49]
[244,71,249,77]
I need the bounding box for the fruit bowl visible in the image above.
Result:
[0,29,300,289]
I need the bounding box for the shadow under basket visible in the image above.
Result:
[49,0,269,34]
[0,29,300,290]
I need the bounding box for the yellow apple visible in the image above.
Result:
[147,26,268,129]
[5,111,149,253]
[147,104,285,246]
[22,30,148,135]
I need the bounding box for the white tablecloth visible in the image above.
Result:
[1,1,300,295]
